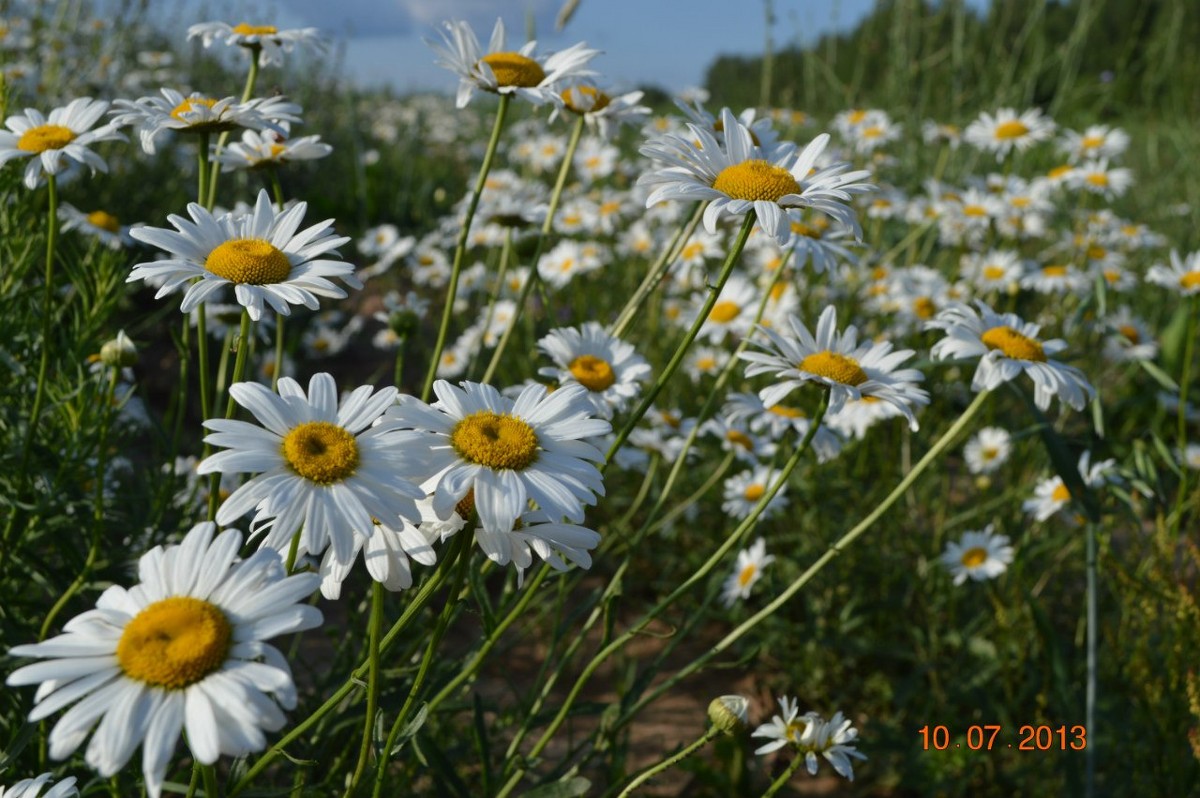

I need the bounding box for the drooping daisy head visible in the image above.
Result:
[721,537,776,606]
[428,18,600,109]
[639,108,873,245]
[197,373,430,566]
[187,21,327,66]
[383,380,611,535]
[940,524,1014,585]
[128,189,359,320]
[926,300,1094,411]
[6,523,322,798]
[740,304,928,429]
[0,97,124,188]
[964,107,1055,161]
[537,322,650,419]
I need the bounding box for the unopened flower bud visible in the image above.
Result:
[99,330,137,368]
[708,695,749,734]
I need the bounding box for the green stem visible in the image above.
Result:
[604,214,756,469]
[761,751,807,797]
[272,315,285,392]
[207,310,253,522]
[284,529,302,574]
[497,393,827,797]
[1084,520,1097,798]
[346,581,386,797]
[609,202,705,339]
[206,53,261,210]
[201,762,220,797]
[38,368,118,640]
[466,228,514,379]
[421,93,511,401]
[371,533,472,797]
[1172,294,1196,532]
[617,727,721,797]
[269,169,286,210]
[480,112,586,385]
[184,763,201,798]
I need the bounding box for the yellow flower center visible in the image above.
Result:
[569,354,616,392]
[1080,134,1104,149]
[562,85,611,114]
[1085,172,1109,187]
[116,597,232,689]
[1180,272,1200,290]
[281,421,360,484]
[711,160,800,202]
[847,110,867,125]
[455,488,476,520]
[205,238,292,284]
[983,265,1007,280]
[981,446,999,461]
[768,404,805,418]
[790,221,822,239]
[479,52,546,88]
[737,562,758,586]
[86,210,120,233]
[994,120,1030,140]
[726,430,754,450]
[913,296,937,319]
[1011,196,1031,208]
[451,411,539,470]
[980,325,1046,362]
[232,23,278,35]
[16,124,75,153]
[962,204,988,218]
[1117,324,1139,343]
[1103,269,1121,284]
[1048,164,1073,179]
[709,301,742,324]
[171,96,219,121]
[1042,265,1067,278]
[960,547,988,568]
[742,484,765,502]
[799,351,868,386]
[1051,483,1071,502]
[696,356,717,371]
[785,719,809,742]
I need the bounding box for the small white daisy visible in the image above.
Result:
[1147,249,1200,296]
[963,427,1012,475]
[537,322,650,418]
[752,696,814,754]
[1058,124,1129,162]
[0,774,77,798]
[940,525,1014,584]
[0,97,123,188]
[554,83,649,139]
[740,305,928,429]
[215,128,332,171]
[427,18,600,109]
[110,89,299,155]
[382,381,610,534]
[187,21,327,66]
[197,373,429,564]
[926,301,1094,411]
[722,469,788,522]
[6,523,321,798]
[964,107,1055,161]
[59,204,133,249]
[639,108,873,245]
[128,189,359,320]
[721,537,775,606]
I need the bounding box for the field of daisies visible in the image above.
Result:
[0,1,1197,797]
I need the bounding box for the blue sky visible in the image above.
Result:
[169,0,985,94]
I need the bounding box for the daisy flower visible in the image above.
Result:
[963,427,1012,475]
[692,272,760,342]
[215,128,332,171]
[59,203,133,249]
[1020,262,1089,295]
[722,467,789,522]
[474,507,601,580]
[940,525,1014,584]
[0,775,77,798]
[0,97,123,188]
[110,89,300,154]
[427,18,600,109]
[187,21,327,66]
[1147,250,1200,296]
[639,108,873,245]
[699,415,775,463]
[824,395,907,441]
[555,83,649,139]
[537,322,650,418]
[721,537,775,606]
[1022,451,1118,522]
[752,697,816,754]
[6,523,322,798]
[1102,306,1157,362]
[1059,124,1129,162]
[964,107,1055,161]
[724,391,844,462]
[314,500,443,600]
[197,373,429,564]
[128,189,359,321]
[383,381,610,534]
[800,711,869,780]
[926,301,1094,411]
[1068,159,1133,199]
[960,249,1026,293]
[740,305,928,429]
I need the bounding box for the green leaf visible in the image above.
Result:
[522,777,592,798]
[389,702,429,756]
[1136,358,1179,393]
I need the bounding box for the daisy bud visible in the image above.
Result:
[99,330,137,368]
[708,695,749,734]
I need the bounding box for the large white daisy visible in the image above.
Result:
[925,301,1094,411]
[382,381,610,534]
[0,98,124,189]
[197,373,429,565]
[537,322,650,418]
[427,18,600,109]
[6,523,321,798]
[739,305,928,429]
[638,108,873,245]
[110,89,300,154]
[128,189,359,320]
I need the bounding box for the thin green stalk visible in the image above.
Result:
[371,534,472,797]
[497,394,827,797]
[201,763,220,798]
[480,112,586,385]
[1084,520,1097,798]
[1172,295,1196,532]
[391,334,407,389]
[272,315,285,392]
[645,451,735,537]
[284,529,302,574]
[421,93,511,401]
[184,763,201,798]
[617,726,721,798]
[761,751,806,797]
[609,202,705,339]
[206,52,261,209]
[269,169,286,210]
[38,368,118,640]
[346,581,386,798]
[604,214,757,468]
[466,228,514,380]
[207,310,253,522]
